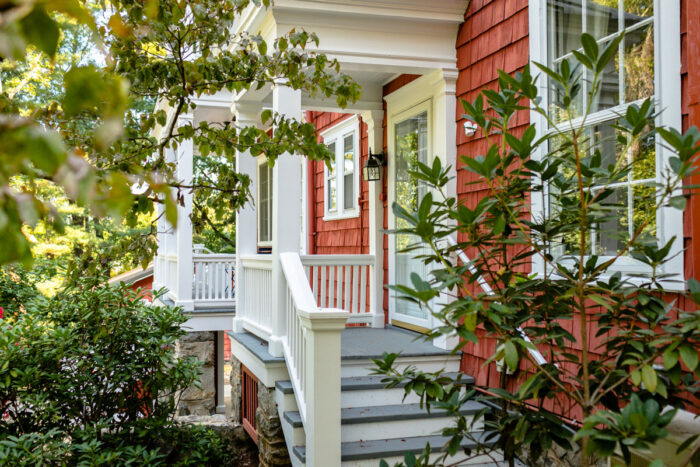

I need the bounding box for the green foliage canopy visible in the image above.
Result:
[0,0,360,268]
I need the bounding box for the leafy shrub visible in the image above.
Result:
[0,276,231,465]
[374,33,700,467]
[0,266,42,319]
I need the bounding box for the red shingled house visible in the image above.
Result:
[152,1,700,465]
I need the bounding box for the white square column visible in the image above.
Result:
[269,84,303,357]
[175,115,194,311]
[232,105,261,333]
[361,109,386,328]
[431,70,459,350]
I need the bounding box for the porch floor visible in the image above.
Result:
[340,326,454,360]
[228,326,454,362]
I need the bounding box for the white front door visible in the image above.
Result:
[388,101,433,332]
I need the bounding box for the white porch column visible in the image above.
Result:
[432,70,459,350]
[361,109,385,328]
[175,115,194,311]
[269,84,303,357]
[232,105,261,333]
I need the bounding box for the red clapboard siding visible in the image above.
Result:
[456,0,699,417]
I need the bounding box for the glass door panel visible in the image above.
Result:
[392,110,431,330]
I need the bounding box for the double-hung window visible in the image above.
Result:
[529,0,683,281]
[258,160,273,246]
[322,116,360,219]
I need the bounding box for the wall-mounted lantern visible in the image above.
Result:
[363,150,386,182]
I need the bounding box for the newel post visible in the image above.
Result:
[301,310,348,467]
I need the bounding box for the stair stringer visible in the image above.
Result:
[275,381,306,467]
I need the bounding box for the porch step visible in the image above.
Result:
[284,400,485,428]
[292,432,500,465]
[284,400,487,443]
[276,372,473,394]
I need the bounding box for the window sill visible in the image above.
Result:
[323,211,360,222]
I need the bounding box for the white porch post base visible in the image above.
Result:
[268,336,284,358]
[371,313,384,329]
[231,317,245,333]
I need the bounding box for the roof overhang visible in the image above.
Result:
[233,0,465,111]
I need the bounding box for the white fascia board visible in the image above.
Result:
[181,313,235,332]
[272,0,465,24]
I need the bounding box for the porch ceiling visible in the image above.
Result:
[233,0,465,112]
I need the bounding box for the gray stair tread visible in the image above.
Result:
[341,327,461,360]
[293,431,497,462]
[276,372,474,395]
[226,331,284,364]
[284,400,487,428]
[275,380,294,394]
[340,372,473,391]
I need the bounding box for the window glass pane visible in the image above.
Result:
[395,111,429,247]
[587,1,619,40]
[328,178,337,212]
[343,173,354,210]
[623,24,654,103]
[548,0,583,61]
[622,0,653,26]
[344,134,354,174]
[548,119,656,257]
[327,142,336,176]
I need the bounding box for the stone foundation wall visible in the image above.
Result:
[177,331,216,416]
[229,354,242,424]
[256,383,290,467]
[229,354,291,466]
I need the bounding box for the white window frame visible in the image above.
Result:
[257,157,273,247]
[529,0,683,288]
[321,116,361,220]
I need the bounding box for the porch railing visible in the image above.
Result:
[238,255,274,340]
[162,255,179,301]
[300,254,381,326]
[193,253,236,308]
[280,252,347,466]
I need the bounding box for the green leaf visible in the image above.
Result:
[641,365,657,393]
[663,349,679,370]
[504,340,518,370]
[669,195,687,211]
[580,33,599,61]
[679,345,699,371]
[19,6,60,58]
